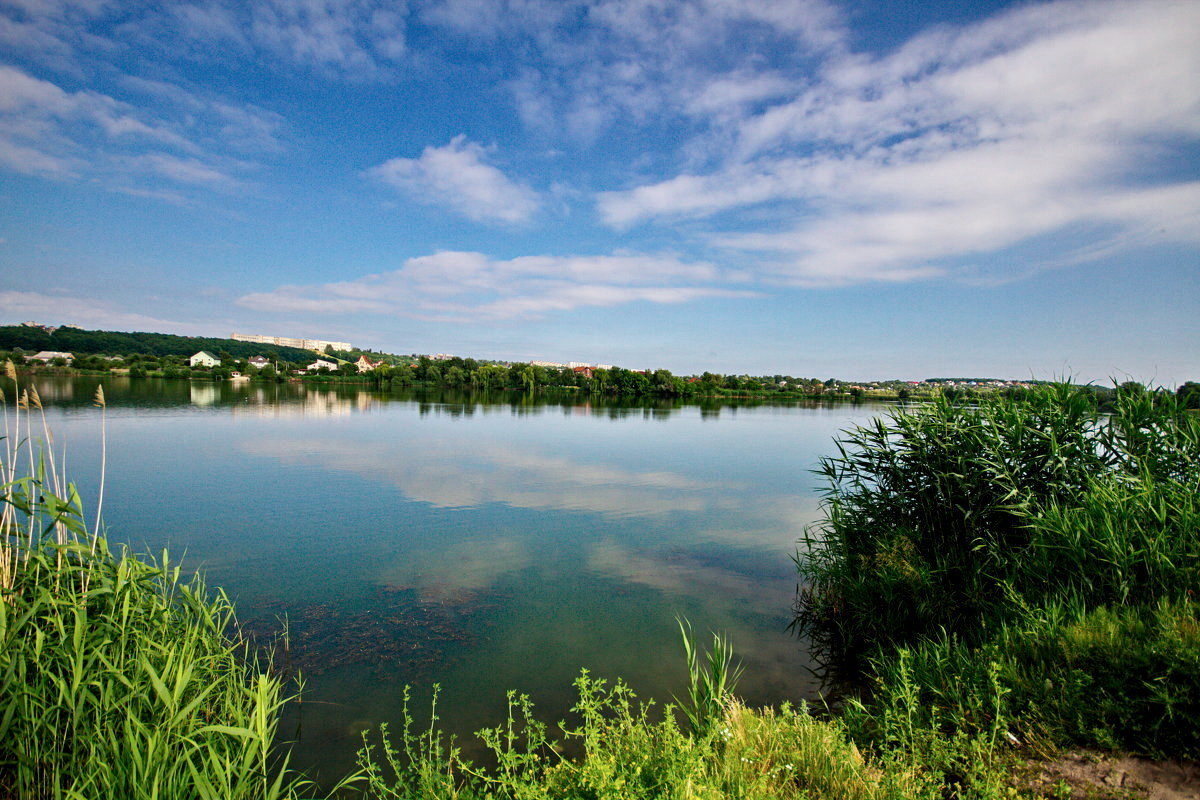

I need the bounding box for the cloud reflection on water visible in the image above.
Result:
[237,424,818,604]
[238,435,734,518]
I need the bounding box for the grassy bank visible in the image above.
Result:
[794,383,1200,792]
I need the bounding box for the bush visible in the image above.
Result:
[794,384,1200,660]
[795,382,1200,762]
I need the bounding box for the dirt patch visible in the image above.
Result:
[1023,752,1200,800]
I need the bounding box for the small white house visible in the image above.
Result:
[189,351,220,368]
[248,356,270,370]
[303,358,339,373]
[31,351,74,363]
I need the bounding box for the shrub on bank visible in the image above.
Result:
[357,673,946,800]
[794,384,1200,660]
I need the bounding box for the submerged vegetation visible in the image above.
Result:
[2,368,1197,798]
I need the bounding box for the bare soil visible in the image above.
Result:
[1022,752,1200,800]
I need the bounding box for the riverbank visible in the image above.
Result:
[2,374,1196,798]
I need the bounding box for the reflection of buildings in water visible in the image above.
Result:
[229,386,375,417]
[190,383,218,406]
[30,379,75,402]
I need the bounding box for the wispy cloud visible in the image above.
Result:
[237,250,753,320]
[0,64,277,193]
[247,0,408,77]
[2,0,412,80]
[427,0,843,143]
[596,0,1200,286]
[366,135,541,224]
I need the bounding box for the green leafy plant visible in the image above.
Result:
[676,618,745,737]
[0,365,326,799]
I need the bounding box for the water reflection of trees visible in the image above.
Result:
[28,377,870,420]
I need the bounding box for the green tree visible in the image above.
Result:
[1177,381,1200,409]
[391,364,414,386]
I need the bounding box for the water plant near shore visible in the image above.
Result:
[794,384,1200,661]
[355,638,943,799]
[795,383,1200,767]
[0,365,316,800]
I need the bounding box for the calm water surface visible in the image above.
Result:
[31,376,892,785]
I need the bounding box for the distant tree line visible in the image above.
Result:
[4,325,1194,404]
[0,326,314,362]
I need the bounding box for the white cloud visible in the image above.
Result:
[424,0,844,143]
[1,0,411,85]
[597,0,1200,286]
[237,250,753,320]
[367,135,541,224]
[119,76,287,154]
[0,64,283,194]
[0,65,190,151]
[249,0,408,77]
[0,137,75,176]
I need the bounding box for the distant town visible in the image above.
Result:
[4,321,1188,406]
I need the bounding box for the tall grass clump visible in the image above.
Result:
[676,618,745,737]
[0,366,315,800]
[794,383,1200,660]
[795,382,1200,761]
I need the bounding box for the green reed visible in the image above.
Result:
[794,383,1200,661]
[795,381,1200,767]
[676,619,745,737]
[0,365,321,799]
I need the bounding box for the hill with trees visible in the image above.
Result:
[0,325,314,362]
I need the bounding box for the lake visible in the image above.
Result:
[26,375,893,786]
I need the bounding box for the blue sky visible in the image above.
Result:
[1,0,1197,384]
